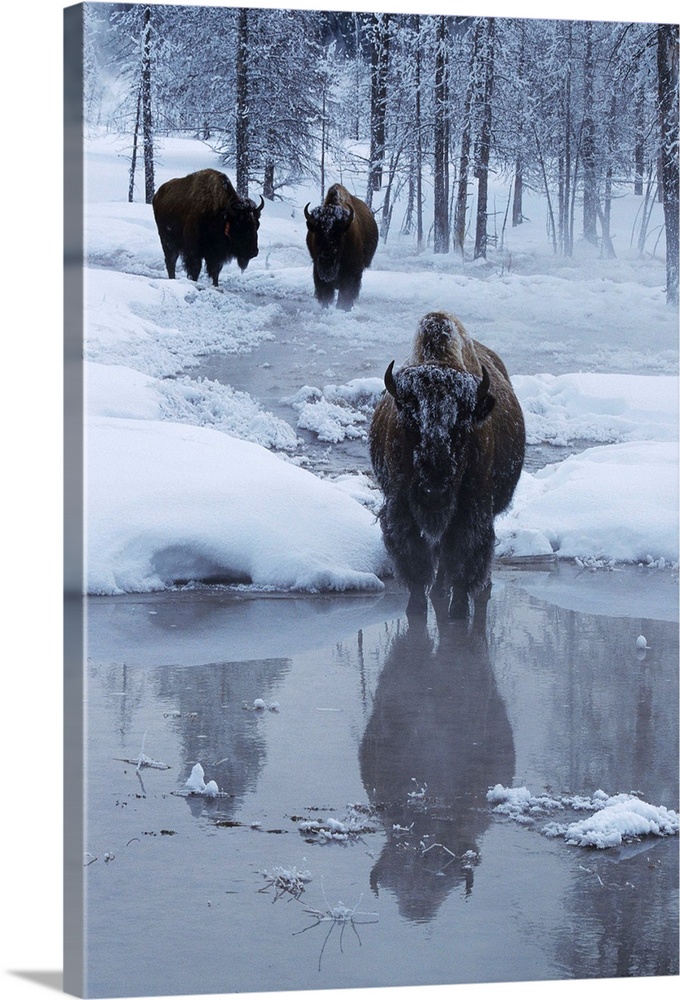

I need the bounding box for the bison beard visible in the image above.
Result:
[305,184,378,311]
[369,312,525,620]
[152,169,263,286]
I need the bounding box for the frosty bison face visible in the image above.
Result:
[304,203,354,282]
[384,362,495,538]
[228,195,264,271]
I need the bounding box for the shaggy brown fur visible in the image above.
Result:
[305,184,378,310]
[152,169,263,286]
[369,311,525,619]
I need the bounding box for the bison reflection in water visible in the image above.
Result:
[305,183,379,310]
[152,169,264,285]
[370,311,525,619]
[359,594,514,922]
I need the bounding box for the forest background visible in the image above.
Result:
[84,1,678,303]
[1,4,678,1000]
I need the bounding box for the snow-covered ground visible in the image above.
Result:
[83,133,678,595]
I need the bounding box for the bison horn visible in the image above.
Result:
[384,360,398,399]
[475,366,496,422]
[256,196,265,215]
[304,202,312,222]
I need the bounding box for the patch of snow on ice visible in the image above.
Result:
[487,784,679,849]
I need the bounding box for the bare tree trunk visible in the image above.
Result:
[433,16,450,253]
[560,22,574,256]
[367,12,390,205]
[263,162,275,201]
[657,23,679,306]
[128,83,142,203]
[512,159,523,227]
[634,54,645,196]
[512,22,526,227]
[474,19,494,260]
[235,7,249,197]
[454,21,481,255]
[601,92,617,259]
[415,17,423,251]
[141,5,154,204]
[320,87,326,199]
[582,21,598,244]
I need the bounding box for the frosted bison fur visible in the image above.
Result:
[304,183,378,310]
[152,168,264,285]
[369,312,525,619]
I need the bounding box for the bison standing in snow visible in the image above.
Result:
[304,184,378,310]
[369,311,525,619]
[152,168,264,285]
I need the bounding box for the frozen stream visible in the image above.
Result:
[82,565,678,997]
[188,292,581,476]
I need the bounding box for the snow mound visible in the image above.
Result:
[496,441,679,564]
[487,784,679,849]
[556,795,680,849]
[514,373,678,446]
[86,416,388,595]
[282,378,384,443]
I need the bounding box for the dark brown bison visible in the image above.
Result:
[369,311,525,619]
[304,183,378,310]
[152,169,264,285]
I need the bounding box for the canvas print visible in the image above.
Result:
[64,2,679,997]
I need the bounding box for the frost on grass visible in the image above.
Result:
[259,865,313,901]
[487,784,679,848]
[114,731,170,772]
[298,804,381,843]
[294,882,379,971]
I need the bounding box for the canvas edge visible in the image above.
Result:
[64,3,86,997]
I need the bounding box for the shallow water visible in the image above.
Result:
[83,566,678,998]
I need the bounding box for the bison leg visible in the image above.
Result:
[158,235,180,280]
[182,250,203,283]
[380,496,436,616]
[336,273,362,311]
[438,513,495,620]
[313,267,335,308]
[204,254,224,287]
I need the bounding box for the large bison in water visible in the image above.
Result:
[369,311,525,619]
[304,184,378,310]
[152,169,264,285]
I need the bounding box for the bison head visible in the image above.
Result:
[384,362,495,538]
[304,202,354,282]
[226,195,264,271]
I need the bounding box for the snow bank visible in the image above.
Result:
[86,417,388,595]
[555,795,680,849]
[487,784,679,849]
[515,372,678,446]
[87,362,299,451]
[496,441,679,564]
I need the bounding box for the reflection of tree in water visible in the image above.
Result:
[359,593,515,922]
[490,577,679,808]
[490,575,679,979]
[96,656,290,818]
[556,840,679,977]
[159,659,290,812]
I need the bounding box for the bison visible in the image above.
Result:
[369,311,525,619]
[304,183,378,310]
[152,169,264,286]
